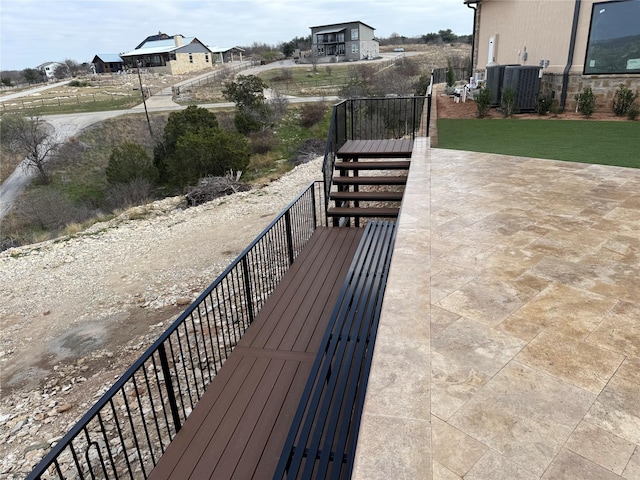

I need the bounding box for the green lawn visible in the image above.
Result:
[437,118,640,169]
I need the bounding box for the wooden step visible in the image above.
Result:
[334,161,410,170]
[332,176,407,186]
[330,191,404,202]
[326,207,400,218]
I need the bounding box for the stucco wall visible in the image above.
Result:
[476,0,625,75]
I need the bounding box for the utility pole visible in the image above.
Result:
[136,60,153,138]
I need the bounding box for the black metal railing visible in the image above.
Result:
[321,86,432,213]
[26,181,326,480]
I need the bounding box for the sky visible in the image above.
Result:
[0,0,474,71]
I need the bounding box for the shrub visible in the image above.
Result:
[234,108,264,134]
[106,142,158,185]
[248,129,277,154]
[612,84,639,116]
[413,74,431,96]
[15,189,92,231]
[105,178,155,209]
[154,105,220,181]
[535,93,553,115]
[165,129,251,188]
[474,87,493,118]
[300,102,328,127]
[68,79,89,87]
[446,58,455,87]
[501,86,517,117]
[627,103,639,121]
[575,87,596,118]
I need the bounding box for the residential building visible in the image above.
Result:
[36,61,65,80]
[310,21,379,62]
[120,32,214,75]
[209,46,245,63]
[91,54,124,74]
[465,0,640,110]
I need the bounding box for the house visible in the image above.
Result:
[209,46,245,64]
[310,21,379,62]
[120,32,214,75]
[465,0,640,110]
[91,54,124,74]
[36,61,65,80]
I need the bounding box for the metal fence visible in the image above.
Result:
[26,181,326,480]
[321,89,432,210]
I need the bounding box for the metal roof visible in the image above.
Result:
[93,54,123,63]
[120,37,196,57]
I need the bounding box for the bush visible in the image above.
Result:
[612,84,639,116]
[300,102,328,127]
[105,178,155,209]
[501,86,517,117]
[628,103,639,121]
[413,74,431,96]
[234,108,264,134]
[68,79,89,87]
[446,58,455,87]
[575,87,596,118]
[106,142,158,185]
[535,93,553,115]
[14,189,92,231]
[154,105,220,180]
[474,87,493,117]
[248,129,277,154]
[165,129,251,188]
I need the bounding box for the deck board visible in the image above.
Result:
[337,138,413,158]
[147,226,364,480]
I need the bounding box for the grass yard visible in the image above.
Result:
[437,119,640,169]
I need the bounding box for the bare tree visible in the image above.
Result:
[1,114,63,184]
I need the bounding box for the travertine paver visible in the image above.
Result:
[353,146,640,480]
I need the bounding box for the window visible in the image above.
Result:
[351,28,358,40]
[352,44,358,54]
[205,54,209,63]
[189,53,193,63]
[584,0,640,74]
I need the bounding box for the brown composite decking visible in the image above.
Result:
[337,138,414,159]
[147,226,364,480]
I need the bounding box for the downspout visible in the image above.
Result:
[465,0,479,74]
[561,0,581,110]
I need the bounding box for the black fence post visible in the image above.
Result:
[284,210,295,265]
[241,257,255,325]
[158,344,182,433]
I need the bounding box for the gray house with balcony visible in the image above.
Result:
[310,21,379,61]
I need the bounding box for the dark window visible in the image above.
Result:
[584,0,640,74]
[189,53,193,63]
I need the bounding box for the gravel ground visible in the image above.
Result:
[0,157,322,478]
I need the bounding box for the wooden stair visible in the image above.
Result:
[327,139,413,226]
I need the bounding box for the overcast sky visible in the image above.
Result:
[0,0,474,71]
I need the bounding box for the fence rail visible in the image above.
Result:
[1,92,137,112]
[26,181,326,480]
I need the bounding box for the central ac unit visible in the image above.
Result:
[502,66,542,113]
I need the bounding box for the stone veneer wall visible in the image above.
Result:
[542,73,640,112]
[168,53,213,75]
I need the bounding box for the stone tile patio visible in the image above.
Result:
[353,144,640,479]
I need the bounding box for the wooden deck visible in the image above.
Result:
[147,227,364,480]
[337,138,413,159]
